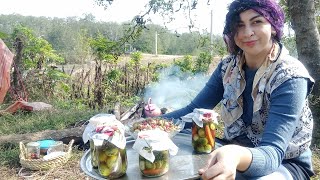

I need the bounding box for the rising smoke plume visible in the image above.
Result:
[144,66,210,110]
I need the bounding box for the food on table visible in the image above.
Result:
[96,140,127,179]
[192,121,216,154]
[129,118,182,138]
[139,149,169,177]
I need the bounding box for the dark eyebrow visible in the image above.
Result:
[238,14,263,23]
[250,15,263,21]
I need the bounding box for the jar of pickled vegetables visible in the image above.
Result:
[139,149,169,177]
[97,140,127,179]
[88,115,128,178]
[192,115,216,154]
[133,129,178,178]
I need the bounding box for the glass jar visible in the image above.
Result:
[192,121,215,154]
[38,140,56,155]
[47,141,64,154]
[139,149,169,177]
[26,142,40,159]
[89,139,98,169]
[97,140,127,178]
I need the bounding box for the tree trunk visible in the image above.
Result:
[288,0,320,95]
[13,37,23,88]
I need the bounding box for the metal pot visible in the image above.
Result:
[144,98,162,117]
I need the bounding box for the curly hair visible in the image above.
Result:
[223,0,285,55]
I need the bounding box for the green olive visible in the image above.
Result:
[196,137,208,145]
[106,155,118,168]
[105,148,119,156]
[198,129,205,137]
[204,144,212,153]
[196,146,205,153]
[145,160,155,170]
[99,163,111,177]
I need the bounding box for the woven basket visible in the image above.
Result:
[19,139,74,170]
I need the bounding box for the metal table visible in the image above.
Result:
[80,133,210,180]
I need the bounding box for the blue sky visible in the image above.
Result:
[0,0,232,34]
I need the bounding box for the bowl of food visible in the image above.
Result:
[126,117,185,139]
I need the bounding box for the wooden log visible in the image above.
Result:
[0,126,85,144]
[120,103,140,121]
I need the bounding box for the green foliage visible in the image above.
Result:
[130,51,142,65]
[173,52,213,74]
[194,52,212,73]
[11,25,64,69]
[0,14,231,60]
[89,34,118,64]
[2,25,70,102]
[0,143,19,167]
[106,69,123,83]
[174,55,193,73]
[281,36,297,57]
[0,31,9,39]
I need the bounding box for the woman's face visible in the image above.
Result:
[234,9,274,57]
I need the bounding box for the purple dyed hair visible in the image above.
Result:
[223,0,285,54]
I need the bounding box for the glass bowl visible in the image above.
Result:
[125,117,185,139]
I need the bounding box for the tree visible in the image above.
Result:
[285,0,320,95]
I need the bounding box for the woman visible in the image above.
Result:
[162,0,315,179]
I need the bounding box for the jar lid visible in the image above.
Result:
[26,142,40,147]
[37,140,56,149]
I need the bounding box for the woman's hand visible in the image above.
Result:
[198,145,252,180]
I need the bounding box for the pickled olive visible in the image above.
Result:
[98,151,108,162]
[210,122,215,130]
[106,155,118,168]
[198,129,205,137]
[204,144,212,152]
[145,161,155,169]
[99,163,111,176]
[196,146,205,152]
[197,137,208,145]
[105,147,119,156]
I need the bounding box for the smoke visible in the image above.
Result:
[144,66,210,110]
